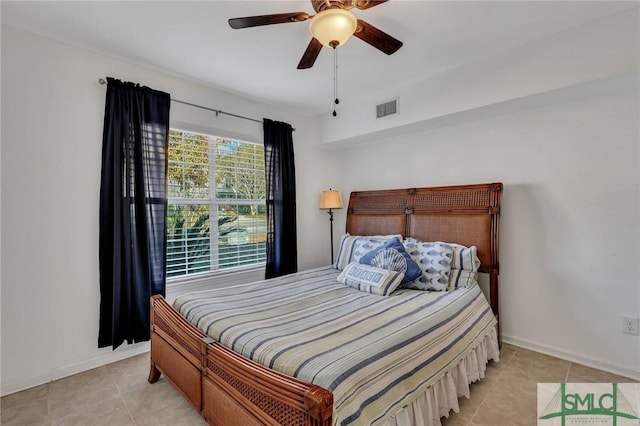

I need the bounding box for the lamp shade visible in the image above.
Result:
[309,9,357,48]
[319,189,344,210]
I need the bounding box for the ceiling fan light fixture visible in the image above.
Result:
[309,9,357,48]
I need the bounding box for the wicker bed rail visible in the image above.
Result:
[149,295,333,426]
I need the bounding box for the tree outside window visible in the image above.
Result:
[166,130,266,278]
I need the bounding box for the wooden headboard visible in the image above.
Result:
[345,183,503,335]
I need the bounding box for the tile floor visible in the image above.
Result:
[1,344,635,426]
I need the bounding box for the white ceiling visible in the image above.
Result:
[1,1,636,116]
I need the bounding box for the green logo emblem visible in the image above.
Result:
[539,383,639,425]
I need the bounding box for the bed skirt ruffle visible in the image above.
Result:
[382,327,500,426]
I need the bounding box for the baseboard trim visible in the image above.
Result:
[1,342,150,396]
[502,333,640,381]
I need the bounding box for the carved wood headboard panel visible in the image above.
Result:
[345,183,503,334]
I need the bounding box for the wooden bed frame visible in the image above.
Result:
[149,182,503,425]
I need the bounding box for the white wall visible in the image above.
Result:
[0,26,336,395]
[322,9,640,378]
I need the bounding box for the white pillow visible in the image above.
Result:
[334,233,402,270]
[337,262,404,296]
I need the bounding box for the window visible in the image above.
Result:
[166,129,266,279]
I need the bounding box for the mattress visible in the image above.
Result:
[173,266,497,426]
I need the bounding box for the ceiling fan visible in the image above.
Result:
[228,0,403,69]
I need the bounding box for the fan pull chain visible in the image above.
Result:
[332,46,339,117]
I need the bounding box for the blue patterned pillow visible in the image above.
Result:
[334,233,402,270]
[337,262,405,296]
[402,240,454,291]
[359,237,422,284]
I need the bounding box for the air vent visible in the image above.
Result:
[376,98,398,118]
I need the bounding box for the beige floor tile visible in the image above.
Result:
[470,362,542,426]
[471,384,537,426]
[50,397,134,426]
[500,343,519,351]
[48,366,112,391]
[439,356,507,426]
[454,366,503,418]
[498,344,517,364]
[441,410,471,426]
[471,407,537,426]
[511,346,565,363]
[0,397,50,426]
[133,397,207,426]
[504,350,570,383]
[455,395,480,420]
[503,368,541,396]
[47,368,121,418]
[107,352,153,393]
[496,351,516,368]
[1,383,49,410]
[478,362,508,388]
[122,378,189,419]
[567,362,637,383]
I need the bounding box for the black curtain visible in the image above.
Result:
[98,77,171,349]
[263,118,297,279]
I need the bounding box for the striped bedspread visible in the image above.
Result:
[174,266,497,426]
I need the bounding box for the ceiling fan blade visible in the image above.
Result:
[353,19,403,55]
[228,12,310,29]
[355,0,389,10]
[297,38,323,69]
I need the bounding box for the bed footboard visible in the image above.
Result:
[150,294,208,411]
[149,295,333,426]
[203,341,332,425]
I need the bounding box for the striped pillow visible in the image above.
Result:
[334,233,402,270]
[448,243,480,290]
[337,262,405,296]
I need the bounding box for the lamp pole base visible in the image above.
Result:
[328,209,335,265]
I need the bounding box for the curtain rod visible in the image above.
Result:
[98,78,295,131]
